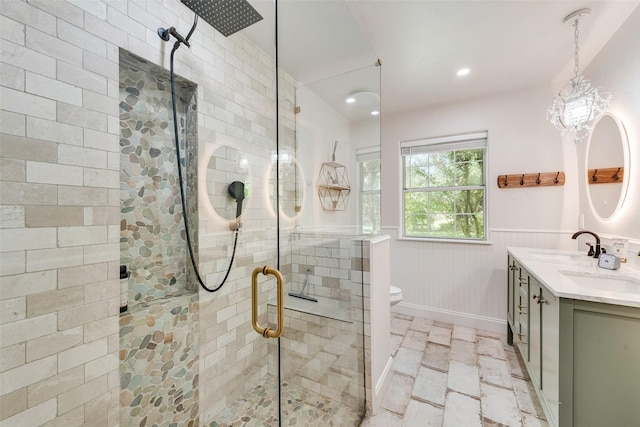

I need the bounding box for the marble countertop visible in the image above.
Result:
[507,247,640,309]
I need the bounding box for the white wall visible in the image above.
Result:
[578,7,640,241]
[382,84,578,231]
[382,6,640,330]
[381,83,583,330]
[296,85,356,228]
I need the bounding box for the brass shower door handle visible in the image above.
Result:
[251,265,284,339]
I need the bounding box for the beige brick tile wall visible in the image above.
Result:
[0,0,303,425]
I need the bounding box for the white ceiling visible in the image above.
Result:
[245,1,639,120]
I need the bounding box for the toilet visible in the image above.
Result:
[390,285,403,307]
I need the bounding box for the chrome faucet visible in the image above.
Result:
[572,230,601,258]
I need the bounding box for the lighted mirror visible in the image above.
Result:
[586,113,630,220]
[269,154,304,219]
[206,145,249,221]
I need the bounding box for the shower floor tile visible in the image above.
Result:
[210,375,363,427]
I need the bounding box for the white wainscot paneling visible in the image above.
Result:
[385,227,577,333]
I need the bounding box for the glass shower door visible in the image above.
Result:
[273,1,381,424]
[209,0,380,424]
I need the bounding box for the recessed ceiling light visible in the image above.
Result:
[371,110,380,116]
[346,97,356,103]
[456,68,470,77]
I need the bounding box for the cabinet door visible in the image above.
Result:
[507,256,512,324]
[529,277,541,386]
[540,285,559,426]
[516,270,529,359]
[570,301,640,427]
[507,255,519,345]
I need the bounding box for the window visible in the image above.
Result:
[357,147,381,234]
[401,132,487,240]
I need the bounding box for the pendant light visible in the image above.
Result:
[547,8,610,144]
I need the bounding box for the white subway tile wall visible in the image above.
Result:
[0,0,313,425]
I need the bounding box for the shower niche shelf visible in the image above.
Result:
[317,161,350,211]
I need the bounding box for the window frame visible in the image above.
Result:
[400,131,488,242]
[356,146,381,234]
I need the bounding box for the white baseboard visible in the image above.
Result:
[392,302,506,335]
[373,356,393,415]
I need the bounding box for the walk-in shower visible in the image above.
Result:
[119,0,379,425]
[157,0,263,293]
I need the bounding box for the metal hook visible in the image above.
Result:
[592,169,598,182]
[520,174,525,186]
[536,173,541,185]
[612,167,620,181]
[554,172,560,184]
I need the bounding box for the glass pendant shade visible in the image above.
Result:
[547,76,611,143]
[546,9,610,143]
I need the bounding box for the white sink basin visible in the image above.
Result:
[561,271,640,294]
[529,251,587,263]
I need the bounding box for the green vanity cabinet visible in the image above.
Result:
[532,277,559,426]
[508,266,559,426]
[507,255,529,360]
[559,299,640,427]
[539,283,559,426]
[507,252,640,427]
[528,275,542,387]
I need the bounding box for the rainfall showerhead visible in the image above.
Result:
[180,0,263,37]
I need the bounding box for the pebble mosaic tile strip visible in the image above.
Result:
[119,50,199,305]
[120,293,199,427]
[211,375,363,426]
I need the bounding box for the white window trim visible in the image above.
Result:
[356,146,381,233]
[400,131,489,242]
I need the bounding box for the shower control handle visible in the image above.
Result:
[251,266,284,339]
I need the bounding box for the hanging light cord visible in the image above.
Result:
[169,15,239,293]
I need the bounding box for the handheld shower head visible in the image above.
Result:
[228,181,245,220]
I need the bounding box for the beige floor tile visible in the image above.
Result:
[504,346,529,380]
[480,382,523,427]
[402,399,443,426]
[428,326,452,346]
[479,355,513,389]
[511,377,546,420]
[443,391,482,427]
[452,324,476,342]
[423,343,450,372]
[402,330,428,352]
[360,408,404,426]
[450,339,477,366]
[409,317,433,333]
[477,329,508,345]
[381,373,414,415]
[369,315,544,427]
[522,412,549,427]
[393,347,423,377]
[412,366,447,406]
[433,320,454,329]
[448,359,480,397]
[391,317,412,336]
[478,336,506,360]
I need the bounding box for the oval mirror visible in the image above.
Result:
[586,113,630,221]
[206,145,249,221]
[268,154,304,220]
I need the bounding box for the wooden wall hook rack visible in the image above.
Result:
[587,167,624,184]
[497,171,565,189]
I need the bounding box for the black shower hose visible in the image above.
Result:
[169,15,239,293]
